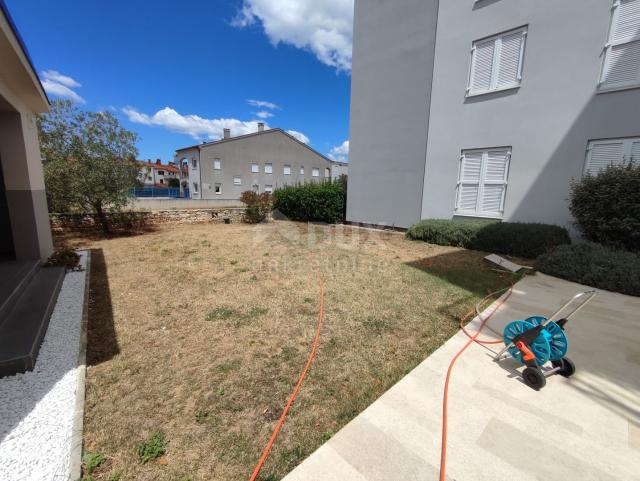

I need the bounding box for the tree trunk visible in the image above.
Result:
[94,202,110,234]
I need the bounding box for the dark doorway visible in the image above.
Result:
[0,155,15,260]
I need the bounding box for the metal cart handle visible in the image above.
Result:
[542,290,596,326]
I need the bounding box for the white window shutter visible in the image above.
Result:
[481,150,509,214]
[602,40,640,87]
[496,31,524,88]
[461,152,482,181]
[612,0,640,43]
[457,152,482,212]
[586,141,624,174]
[631,140,640,163]
[470,40,495,93]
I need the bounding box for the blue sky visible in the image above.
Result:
[6,0,353,162]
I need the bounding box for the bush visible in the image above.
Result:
[273,181,346,223]
[405,219,482,247]
[240,191,272,224]
[570,164,640,252]
[471,222,571,259]
[406,219,571,258]
[537,243,640,296]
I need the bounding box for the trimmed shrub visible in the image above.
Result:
[537,243,640,296]
[570,164,640,252]
[240,191,272,224]
[471,222,571,259]
[273,181,346,223]
[405,219,482,247]
[406,219,570,259]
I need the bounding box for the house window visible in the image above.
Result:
[312,168,319,177]
[214,158,221,170]
[265,163,273,174]
[251,163,259,173]
[160,179,164,184]
[233,176,242,185]
[468,27,527,96]
[300,166,305,175]
[215,183,222,195]
[600,0,640,90]
[193,182,199,193]
[158,170,165,175]
[456,148,511,218]
[585,137,640,175]
[192,159,198,169]
[284,165,291,175]
[325,167,330,178]
[264,184,273,193]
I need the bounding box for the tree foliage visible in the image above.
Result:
[38,100,140,232]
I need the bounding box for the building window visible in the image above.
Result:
[600,0,640,90]
[192,159,198,169]
[265,163,273,174]
[264,184,273,193]
[214,158,221,170]
[215,183,222,195]
[325,167,330,177]
[160,179,164,184]
[233,176,242,185]
[456,148,511,218]
[468,27,527,96]
[193,182,199,193]
[253,184,259,192]
[300,166,305,175]
[284,165,291,175]
[158,170,165,175]
[312,168,319,177]
[585,137,640,175]
[251,163,259,173]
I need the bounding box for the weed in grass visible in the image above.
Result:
[303,297,313,304]
[82,452,105,477]
[136,431,167,464]
[362,317,391,334]
[217,359,241,374]
[280,345,297,361]
[108,472,122,481]
[321,431,334,442]
[230,259,238,265]
[236,267,250,273]
[205,307,238,321]
[336,406,359,424]
[246,306,268,318]
[277,445,304,469]
[195,410,210,424]
[260,473,278,481]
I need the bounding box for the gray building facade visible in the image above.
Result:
[176,127,336,200]
[347,0,640,231]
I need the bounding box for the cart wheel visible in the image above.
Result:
[522,367,546,390]
[551,357,576,377]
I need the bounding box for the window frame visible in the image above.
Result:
[251,163,259,173]
[312,167,320,177]
[264,184,273,193]
[583,136,640,175]
[467,26,528,97]
[193,182,199,193]
[214,183,222,195]
[455,147,512,219]
[213,158,222,170]
[233,175,242,185]
[300,166,305,175]
[265,163,273,174]
[191,159,198,169]
[598,0,640,92]
[284,164,291,175]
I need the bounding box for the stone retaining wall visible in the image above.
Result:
[50,208,245,231]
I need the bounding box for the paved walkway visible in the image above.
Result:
[284,273,640,481]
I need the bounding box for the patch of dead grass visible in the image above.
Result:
[74,221,517,480]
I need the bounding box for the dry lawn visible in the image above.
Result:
[61,221,518,481]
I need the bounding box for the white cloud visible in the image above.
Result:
[233,0,353,71]
[247,99,280,109]
[41,79,85,104]
[286,130,310,144]
[122,106,269,140]
[255,110,274,119]
[41,69,81,88]
[328,140,349,162]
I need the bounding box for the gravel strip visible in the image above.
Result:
[0,252,89,481]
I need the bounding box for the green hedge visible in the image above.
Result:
[570,164,640,252]
[471,222,571,259]
[406,219,571,259]
[537,243,640,296]
[273,180,346,223]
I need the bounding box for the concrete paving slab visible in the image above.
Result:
[283,273,640,481]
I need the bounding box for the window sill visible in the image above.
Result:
[454,212,503,220]
[596,83,640,94]
[466,85,520,98]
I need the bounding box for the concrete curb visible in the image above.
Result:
[68,250,91,481]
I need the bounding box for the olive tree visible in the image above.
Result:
[38,100,140,232]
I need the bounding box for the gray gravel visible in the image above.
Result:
[0,252,88,481]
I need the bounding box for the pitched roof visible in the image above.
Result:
[175,128,335,164]
[138,161,183,173]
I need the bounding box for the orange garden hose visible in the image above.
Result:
[249,254,326,481]
[439,286,514,481]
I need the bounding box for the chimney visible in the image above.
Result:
[223,128,231,139]
[258,122,265,132]
[156,159,161,165]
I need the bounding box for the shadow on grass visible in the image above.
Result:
[87,248,119,365]
[53,225,158,251]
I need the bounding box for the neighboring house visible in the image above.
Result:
[0,1,65,376]
[175,124,336,199]
[137,159,184,187]
[331,162,349,180]
[347,0,640,230]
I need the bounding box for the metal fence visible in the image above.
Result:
[130,188,190,198]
